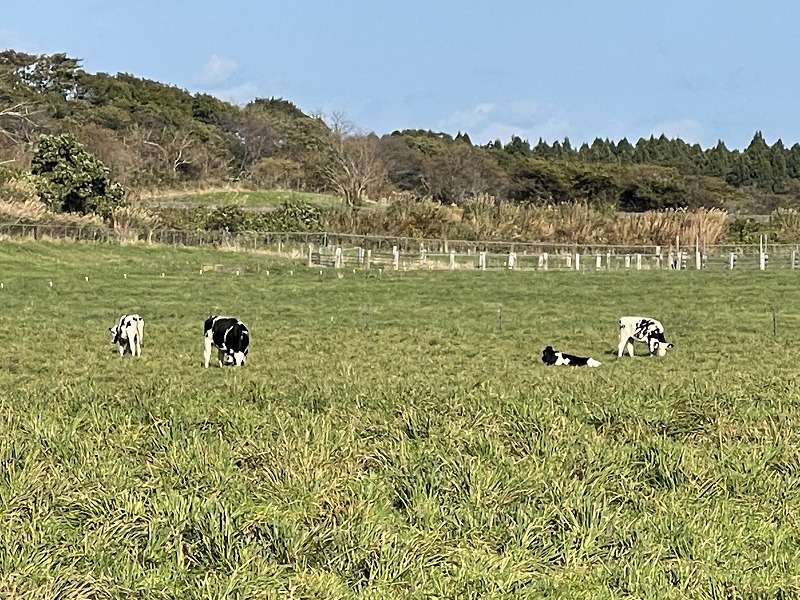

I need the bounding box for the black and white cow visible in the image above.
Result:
[203,316,249,367]
[541,345,601,367]
[110,314,144,357]
[618,316,674,357]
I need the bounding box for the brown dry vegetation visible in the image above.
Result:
[327,195,730,246]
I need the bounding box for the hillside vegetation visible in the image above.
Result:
[2,50,800,220]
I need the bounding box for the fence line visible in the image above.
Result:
[1,222,798,272]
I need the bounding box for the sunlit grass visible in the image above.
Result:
[142,188,342,208]
[1,239,800,598]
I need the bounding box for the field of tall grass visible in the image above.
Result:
[1,239,800,598]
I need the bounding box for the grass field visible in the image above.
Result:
[1,239,800,598]
[141,188,342,209]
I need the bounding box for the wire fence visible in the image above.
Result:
[1,222,798,272]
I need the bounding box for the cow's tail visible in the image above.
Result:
[587,357,601,367]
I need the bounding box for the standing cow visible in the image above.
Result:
[203,316,249,367]
[617,316,674,357]
[110,314,144,357]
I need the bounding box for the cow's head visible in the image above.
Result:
[109,325,120,344]
[649,338,674,357]
[231,351,247,366]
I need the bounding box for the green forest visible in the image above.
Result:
[1,50,799,242]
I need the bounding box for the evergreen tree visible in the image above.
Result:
[31,133,126,217]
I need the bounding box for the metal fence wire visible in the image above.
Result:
[0,222,797,272]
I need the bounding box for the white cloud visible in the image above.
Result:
[198,54,238,86]
[0,28,39,53]
[443,100,570,145]
[205,82,259,105]
[648,118,706,144]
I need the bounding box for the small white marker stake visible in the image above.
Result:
[49,281,53,287]
[124,274,127,279]
[85,276,89,282]
[0,282,3,289]
[236,270,240,276]
[265,270,269,276]
[290,270,294,276]
[161,273,165,278]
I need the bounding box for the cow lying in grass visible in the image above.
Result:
[541,345,601,367]
[110,314,144,357]
[203,316,249,367]
[618,316,674,357]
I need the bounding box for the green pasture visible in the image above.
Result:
[142,188,341,209]
[1,239,800,598]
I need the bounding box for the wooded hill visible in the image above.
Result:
[1,50,799,215]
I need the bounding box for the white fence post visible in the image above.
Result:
[596,255,602,270]
[420,243,427,265]
[365,249,372,270]
[508,252,517,270]
[574,252,580,271]
[449,249,456,270]
[624,255,631,269]
[636,254,642,270]
[392,246,400,271]
[729,252,736,270]
[478,251,487,271]
[334,246,343,269]
[539,252,548,270]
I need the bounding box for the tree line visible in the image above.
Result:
[1,50,799,216]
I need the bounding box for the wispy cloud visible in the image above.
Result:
[205,82,259,105]
[0,28,38,52]
[648,118,706,145]
[197,54,238,86]
[443,100,570,145]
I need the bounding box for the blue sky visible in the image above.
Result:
[5,1,799,149]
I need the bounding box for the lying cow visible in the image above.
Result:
[618,316,674,357]
[542,345,601,367]
[110,314,144,357]
[203,315,249,367]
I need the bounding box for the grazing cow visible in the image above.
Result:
[203,316,249,367]
[110,314,144,357]
[541,345,601,367]
[618,316,674,357]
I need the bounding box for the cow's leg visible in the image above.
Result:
[137,321,144,355]
[617,337,628,357]
[218,349,225,367]
[203,336,213,368]
[119,342,125,357]
[627,340,635,357]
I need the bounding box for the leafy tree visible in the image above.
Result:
[31,133,125,217]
